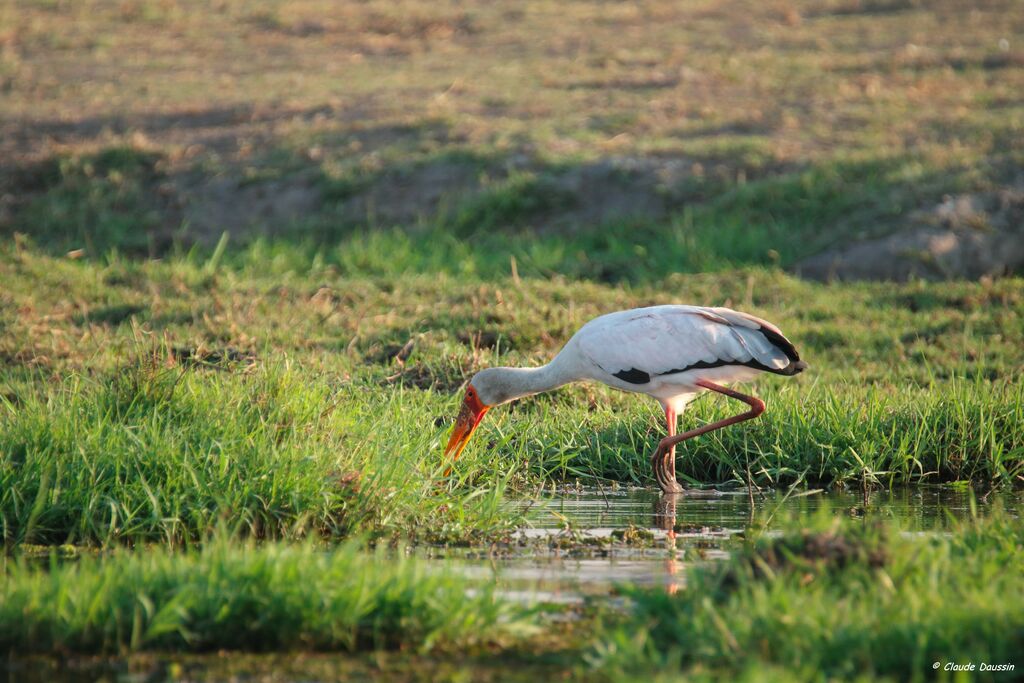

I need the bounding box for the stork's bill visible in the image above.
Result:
[443,384,490,463]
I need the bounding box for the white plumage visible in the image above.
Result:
[569,305,802,412]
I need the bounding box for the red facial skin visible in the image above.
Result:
[443,384,490,469]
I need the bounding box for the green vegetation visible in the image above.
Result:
[2,245,1021,549]
[4,0,1022,270]
[3,510,1022,683]
[2,0,1022,678]
[6,148,1015,280]
[1,358,515,546]
[2,240,1022,546]
[0,537,533,653]
[4,346,1020,546]
[594,509,1024,681]
[9,147,167,256]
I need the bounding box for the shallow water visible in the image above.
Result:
[519,485,1006,531]
[429,486,1020,602]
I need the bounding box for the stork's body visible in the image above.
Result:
[445,305,806,493]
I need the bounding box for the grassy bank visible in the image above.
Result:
[532,375,1024,488]
[5,244,1022,384]
[594,509,1024,681]
[0,537,533,654]
[1,359,517,546]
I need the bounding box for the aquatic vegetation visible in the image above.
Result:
[4,507,1022,683]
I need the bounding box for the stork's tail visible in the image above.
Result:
[754,325,807,376]
[780,359,809,375]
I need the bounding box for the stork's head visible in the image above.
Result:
[442,368,532,466]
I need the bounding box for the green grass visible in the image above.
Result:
[522,377,1024,488]
[5,361,1019,547]
[593,508,1024,682]
[4,242,1021,384]
[7,148,1006,280]
[1,241,1022,546]
[0,536,533,654]
[9,147,167,256]
[0,359,515,546]
[448,170,577,238]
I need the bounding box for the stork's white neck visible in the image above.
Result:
[472,358,579,406]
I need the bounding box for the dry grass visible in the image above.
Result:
[2,1,1020,242]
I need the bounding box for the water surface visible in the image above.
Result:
[429,487,1020,602]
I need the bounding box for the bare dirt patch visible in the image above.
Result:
[338,155,694,232]
[178,170,323,241]
[796,185,1024,281]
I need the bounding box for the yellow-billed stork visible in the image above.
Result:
[444,305,806,493]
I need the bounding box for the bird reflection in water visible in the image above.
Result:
[654,493,683,595]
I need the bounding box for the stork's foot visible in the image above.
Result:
[650,445,684,494]
[660,478,685,495]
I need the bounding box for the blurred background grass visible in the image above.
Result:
[2,0,1021,271]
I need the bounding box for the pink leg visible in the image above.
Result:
[665,409,680,542]
[651,405,683,493]
[665,406,677,480]
[651,380,765,493]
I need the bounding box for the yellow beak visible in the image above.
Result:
[443,386,490,473]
